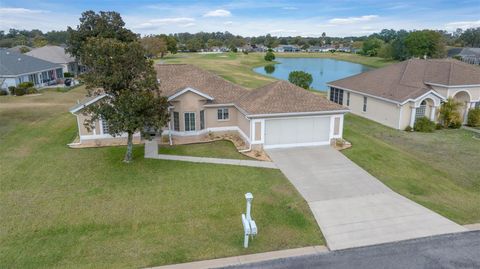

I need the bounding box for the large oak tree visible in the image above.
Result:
[67,11,169,162]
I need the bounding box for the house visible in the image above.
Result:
[0,48,64,90]
[26,45,84,76]
[274,45,300,53]
[70,64,348,148]
[457,48,480,65]
[307,46,335,53]
[327,59,480,130]
[7,45,32,53]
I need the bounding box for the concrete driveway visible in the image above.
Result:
[266,146,466,250]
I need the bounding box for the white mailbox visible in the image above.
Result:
[242,192,257,248]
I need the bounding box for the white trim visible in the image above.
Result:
[425,82,480,88]
[247,110,349,119]
[0,66,63,78]
[69,95,108,113]
[164,126,251,144]
[330,115,343,139]
[451,90,473,101]
[80,132,141,140]
[407,90,445,106]
[167,87,214,101]
[250,119,265,144]
[263,141,330,149]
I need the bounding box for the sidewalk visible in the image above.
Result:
[146,246,328,269]
[462,126,480,134]
[144,140,277,169]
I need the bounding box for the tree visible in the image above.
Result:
[140,35,167,58]
[378,43,394,59]
[404,30,445,58]
[362,37,384,56]
[158,34,178,54]
[288,71,313,89]
[66,10,137,58]
[33,36,48,47]
[459,27,480,47]
[68,12,169,163]
[438,98,462,128]
[264,64,275,74]
[264,51,275,61]
[391,30,409,60]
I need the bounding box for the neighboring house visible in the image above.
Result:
[274,45,300,53]
[0,48,64,89]
[7,45,32,53]
[307,46,335,52]
[70,64,348,148]
[328,59,480,130]
[26,45,84,76]
[457,48,480,65]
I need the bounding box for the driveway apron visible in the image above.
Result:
[266,146,466,250]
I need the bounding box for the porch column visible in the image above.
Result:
[409,107,416,128]
[430,106,436,121]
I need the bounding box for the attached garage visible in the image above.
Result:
[264,116,332,148]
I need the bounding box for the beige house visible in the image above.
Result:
[70,64,348,149]
[327,59,480,130]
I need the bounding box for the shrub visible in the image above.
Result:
[0,89,8,96]
[288,71,313,89]
[14,87,26,96]
[17,81,34,89]
[264,51,275,61]
[435,123,443,130]
[467,108,480,127]
[26,87,38,94]
[64,72,74,78]
[414,117,436,132]
[439,98,462,128]
[8,86,16,95]
[404,126,413,132]
[242,50,248,55]
[449,120,462,129]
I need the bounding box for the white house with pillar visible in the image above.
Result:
[327,58,480,130]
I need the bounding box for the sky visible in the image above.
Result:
[0,0,479,37]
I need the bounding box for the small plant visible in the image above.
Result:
[26,88,38,94]
[439,98,461,128]
[405,126,413,132]
[467,108,480,127]
[17,81,34,89]
[8,86,16,95]
[14,87,26,96]
[0,89,8,96]
[242,50,248,55]
[449,120,462,129]
[264,51,275,61]
[335,138,346,147]
[64,72,74,78]
[414,117,436,132]
[435,123,443,130]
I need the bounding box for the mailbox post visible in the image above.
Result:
[242,192,257,248]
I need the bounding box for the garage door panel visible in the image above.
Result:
[265,116,331,146]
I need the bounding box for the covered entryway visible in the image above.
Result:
[453,91,471,124]
[264,116,332,148]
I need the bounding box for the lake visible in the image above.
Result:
[253,58,371,91]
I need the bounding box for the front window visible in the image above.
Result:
[475,102,480,109]
[184,112,195,131]
[217,108,229,120]
[101,119,109,134]
[173,112,180,131]
[56,68,63,79]
[329,87,344,105]
[200,110,205,130]
[415,100,427,119]
[363,97,367,112]
[346,92,350,106]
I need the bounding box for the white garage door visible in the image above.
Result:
[264,116,331,148]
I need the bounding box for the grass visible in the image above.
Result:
[158,140,252,160]
[160,52,396,89]
[342,114,480,224]
[0,86,323,268]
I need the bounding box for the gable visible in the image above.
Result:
[167,87,214,102]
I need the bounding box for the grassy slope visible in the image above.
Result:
[158,140,252,160]
[0,87,322,268]
[342,114,480,224]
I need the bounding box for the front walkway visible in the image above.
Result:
[144,140,277,169]
[266,146,466,250]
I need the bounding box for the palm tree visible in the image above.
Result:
[438,97,462,128]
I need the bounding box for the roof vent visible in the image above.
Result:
[6,51,10,54]
[18,58,22,61]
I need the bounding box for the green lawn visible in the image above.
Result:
[158,140,252,160]
[342,114,480,224]
[160,52,395,89]
[0,87,323,268]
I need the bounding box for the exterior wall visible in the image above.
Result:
[399,102,414,130]
[205,106,238,128]
[77,113,101,136]
[236,111,250,138]
[170,91,207,131]
[347,91,401,129]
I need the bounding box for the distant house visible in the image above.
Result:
[457,48,480,65]
[307,46,335,52]
[7,45,32,53]
[0,48,64,90]
[328,59,480,130]
[26,45,84,76]
[274,45,300,53]
[252,44,268,52]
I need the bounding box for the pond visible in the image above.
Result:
[253,58,371,91]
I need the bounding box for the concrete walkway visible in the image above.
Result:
[147,246,328,269]
[462,126,480,134]
[266,146,467,250]
[144,140,277,169]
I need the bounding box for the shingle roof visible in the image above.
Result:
[0,48,62,76]
[155,64,248,104]
[236,80,346,115]
[328,59,480,103]
[26,45,75,64]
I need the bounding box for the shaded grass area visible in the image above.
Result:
[160,52,395,89]
[342,114,480,224]
[158,140,252,160]
[0,87,323,268]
